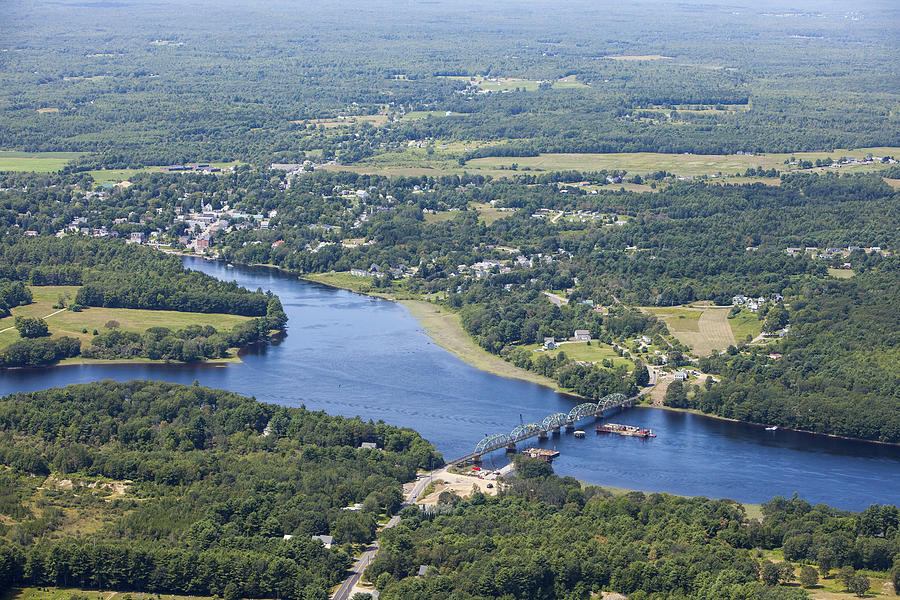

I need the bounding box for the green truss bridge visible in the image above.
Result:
[447,393,636,467]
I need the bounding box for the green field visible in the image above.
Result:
[87,161,242,184]
[727,309,763,342]
[525,340,632,369]
[0,151,84,172]
[402,110,469,120]
[2,588,222,600]
[828,267,856,279]
[324,147,900,181]
[645,308,702,332]
[465,147,900,178]
[0,285,252,354]
[645,306,737,356]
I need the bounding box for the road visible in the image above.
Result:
[542,291,569,306]
[330,473,433,600]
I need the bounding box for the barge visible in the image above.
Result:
[521,447,560,462]
[596,423,656,438]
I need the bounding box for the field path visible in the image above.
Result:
[0,307,67,334]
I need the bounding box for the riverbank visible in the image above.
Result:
[400,300,560,390]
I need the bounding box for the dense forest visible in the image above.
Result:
[1,0,899,167]
[364,456,900,599]
[690,267,900,443]
[0,380,442,598]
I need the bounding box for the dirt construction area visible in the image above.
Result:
[416,466,507,505]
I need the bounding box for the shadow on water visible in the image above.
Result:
[1,257,898,509]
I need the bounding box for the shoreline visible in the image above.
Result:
[234,264,900,450]
[645,403,900,448]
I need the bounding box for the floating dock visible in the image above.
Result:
[596,423,656,438]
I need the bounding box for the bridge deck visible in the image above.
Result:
[447,397,636,466]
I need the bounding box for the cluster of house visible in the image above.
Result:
[173,204,278,252]
[541,329,593,350]
[161,163,222,173]
[530,207,628,226]
[732,293,783,312]
[350,263,418,279]
[784,245,889,259]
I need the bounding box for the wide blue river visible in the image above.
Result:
[3,257,899,510]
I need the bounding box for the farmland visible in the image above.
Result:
[0,151,83,172]
[645,306,737,356]
[465,147,900,178]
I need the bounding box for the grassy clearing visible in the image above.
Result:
[728,310,763,343]
[885,177,900,190]
[295,114,390,128]
[525,341,632,369]
[86,161,241,184]
[0,285,251,353]
[828,267,856,279]
[471,202,509,225]
[602,54,673,60]
[424,210,461,224]
[3,588,222,600]
[645,306,736,356]
[645,308,702,331]
[465,147,900,178]
[402,110,469,120]
[0,151,84,172]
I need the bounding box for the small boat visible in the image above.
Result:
[226,263,234,268]
[765,426,778,431]
[573,430,586,438]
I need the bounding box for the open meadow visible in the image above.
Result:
[0,285,251,355]
[0,151,84,172]
[644,306,737,356]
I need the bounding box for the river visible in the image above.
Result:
[2,257,899,510]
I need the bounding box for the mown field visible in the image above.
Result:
[645,306,737,356]
[0,151,84,172]
[524,340,633,369]
[323,147,900,181]
[86,162,242,184]
[466,147,900,178]
[2,588,223,600]
[727,309,764,343]
[0,285,251,355]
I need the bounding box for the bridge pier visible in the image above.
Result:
[552,426,560,436]
[471,455,482,465]
[505,443,517,454]
[565,423,574,433]
[538,430,548,440]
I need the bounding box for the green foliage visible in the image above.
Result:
[0,380,443,598]
[798,565,818,588]
[13,316,49,338]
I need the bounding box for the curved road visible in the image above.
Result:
[331,473,433,600]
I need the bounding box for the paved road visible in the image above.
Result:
[331,473,433,600]
[542,291,569,306]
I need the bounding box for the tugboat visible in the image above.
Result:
[596,423,657,438]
